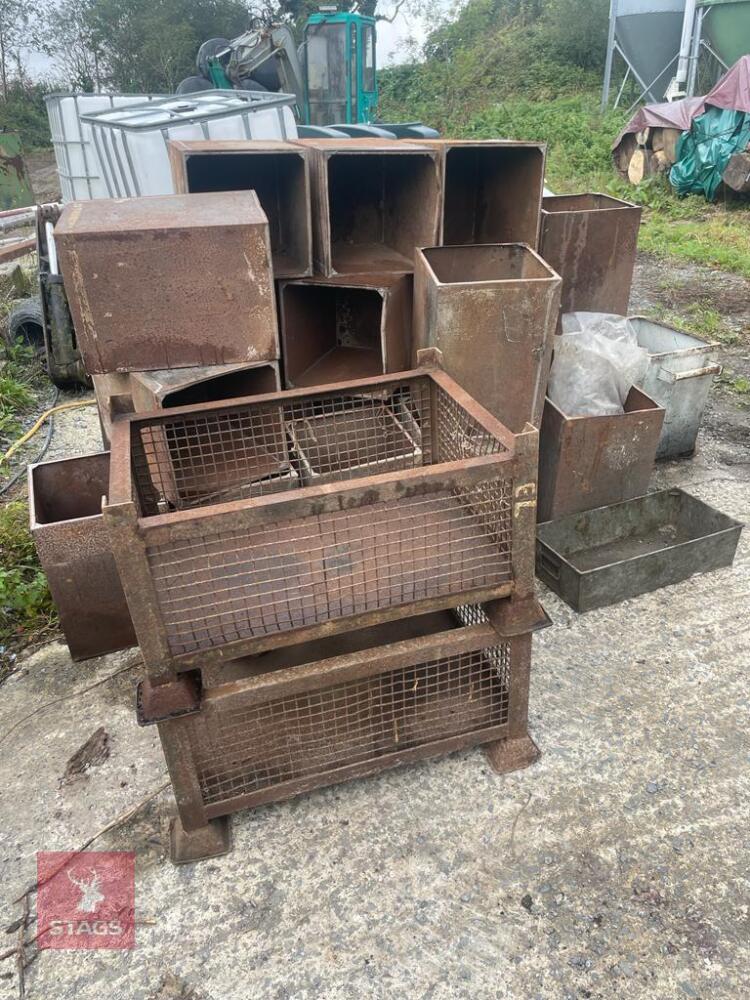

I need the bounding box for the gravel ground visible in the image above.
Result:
[0,252,748,999]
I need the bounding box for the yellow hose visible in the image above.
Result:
[1,399,96,465]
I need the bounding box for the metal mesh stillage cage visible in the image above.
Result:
[106,368,538,670]
[163,605,529,820]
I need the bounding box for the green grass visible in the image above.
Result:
[0,500,56,675]
[646,300,738,345]
[0,345,47,455]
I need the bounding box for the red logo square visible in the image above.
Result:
[37,851,135,950]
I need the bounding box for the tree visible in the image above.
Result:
[46,0,105,91]
[0,0,35,99]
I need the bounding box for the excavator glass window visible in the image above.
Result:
[305,22,347,125]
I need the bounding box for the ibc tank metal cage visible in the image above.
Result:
[106,368,539,672]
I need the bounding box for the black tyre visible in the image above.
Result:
[236,76,268,93]
[196,38,231,79]
[176,75,213,95]
[6,297,44,352]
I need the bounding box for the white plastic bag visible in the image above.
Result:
[548,312,650,416]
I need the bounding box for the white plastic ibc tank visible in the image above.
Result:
[45,93,164,201]
[82,91,298,198]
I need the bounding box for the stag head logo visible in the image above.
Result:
[67,867,105,913]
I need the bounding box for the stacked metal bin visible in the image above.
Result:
[104,366,546,861]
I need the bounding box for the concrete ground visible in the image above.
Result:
[0,255,749,999]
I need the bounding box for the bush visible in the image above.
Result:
[0,500,55,658]
[0,82,53,149]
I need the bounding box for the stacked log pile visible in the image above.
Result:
[615,125,750,192]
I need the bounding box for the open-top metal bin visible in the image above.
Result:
[413,244,561,433]
[629,316,722,459]
[168,139,312,278]
[279,273,412,388]
[143,601,547,862]
[540,194,641,317]
[439,140,545,248]
[29,452,136,660]
[538,387,665,521]
[536,488,742,612]
[301,139,442,275]
[105,367,539,674]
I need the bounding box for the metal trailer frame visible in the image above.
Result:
[105,366,539,682]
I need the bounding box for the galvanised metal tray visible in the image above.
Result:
[536,488,743,612]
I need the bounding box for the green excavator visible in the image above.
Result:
[177,7,437,139]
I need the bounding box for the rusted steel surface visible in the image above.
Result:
[296,139,441,276]
[537,387,665,522]
[278,272,412,388]
[136,674,201,726]
[92,372,132,448]
[540,194,642,317]
[104,368,537,673]
[168,139,312,278]
[154,606,539,858]
[29,451,137,661]
[0,237,35,263]
[436,140,546,249]
[129,361,280,410]
[55,191,279,374]
[412,244,561,434]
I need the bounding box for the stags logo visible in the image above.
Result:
[37,852,135,950]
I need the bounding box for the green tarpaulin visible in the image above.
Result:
[670,106,750,200]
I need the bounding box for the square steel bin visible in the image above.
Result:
[540,194,642,317]
[412,244,561,433]
[105,368,539,673]
[94,363,281,447]
[29,451,137,660]
[440,140,545,248]
[168,139,312,278]
[629,316,722,459]
[538,387,665,521]
[56,190,279,373]
[146,602,546,863]
[536,488,743,611]
[300,139,442,275]
[279,273,412,388]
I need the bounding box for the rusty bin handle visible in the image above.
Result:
[657,362,723,384]
[537,550,561,582]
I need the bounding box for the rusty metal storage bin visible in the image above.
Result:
[540,194,642,317]
[440,140,545,248]
[106,368,539,673]
[29,451,137,661]
[93,363,281,448]
[152,604,543,862]
[301,139,442,275]
[537,387,664,522]
[629,316,722,459]
[168,139,312,278]
[412,244,561,433]
[56,190,279,373]
[279,273,412,388]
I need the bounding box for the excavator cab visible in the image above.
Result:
[303,11,378,126]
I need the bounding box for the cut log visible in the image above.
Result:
[613,132,638,179]
[722,150,750,192]
[628,148,649,184]
[651,127,681,163]
[635,127,651,148]
[652,150,670,174]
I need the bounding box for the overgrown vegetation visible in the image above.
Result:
[380,0,750,282]
[0,500,56,674]
[0,344,46,449]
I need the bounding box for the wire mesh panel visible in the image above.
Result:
[185,624,515,813]
[108,371,529,667]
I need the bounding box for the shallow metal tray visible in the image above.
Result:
[536,488,743,611]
